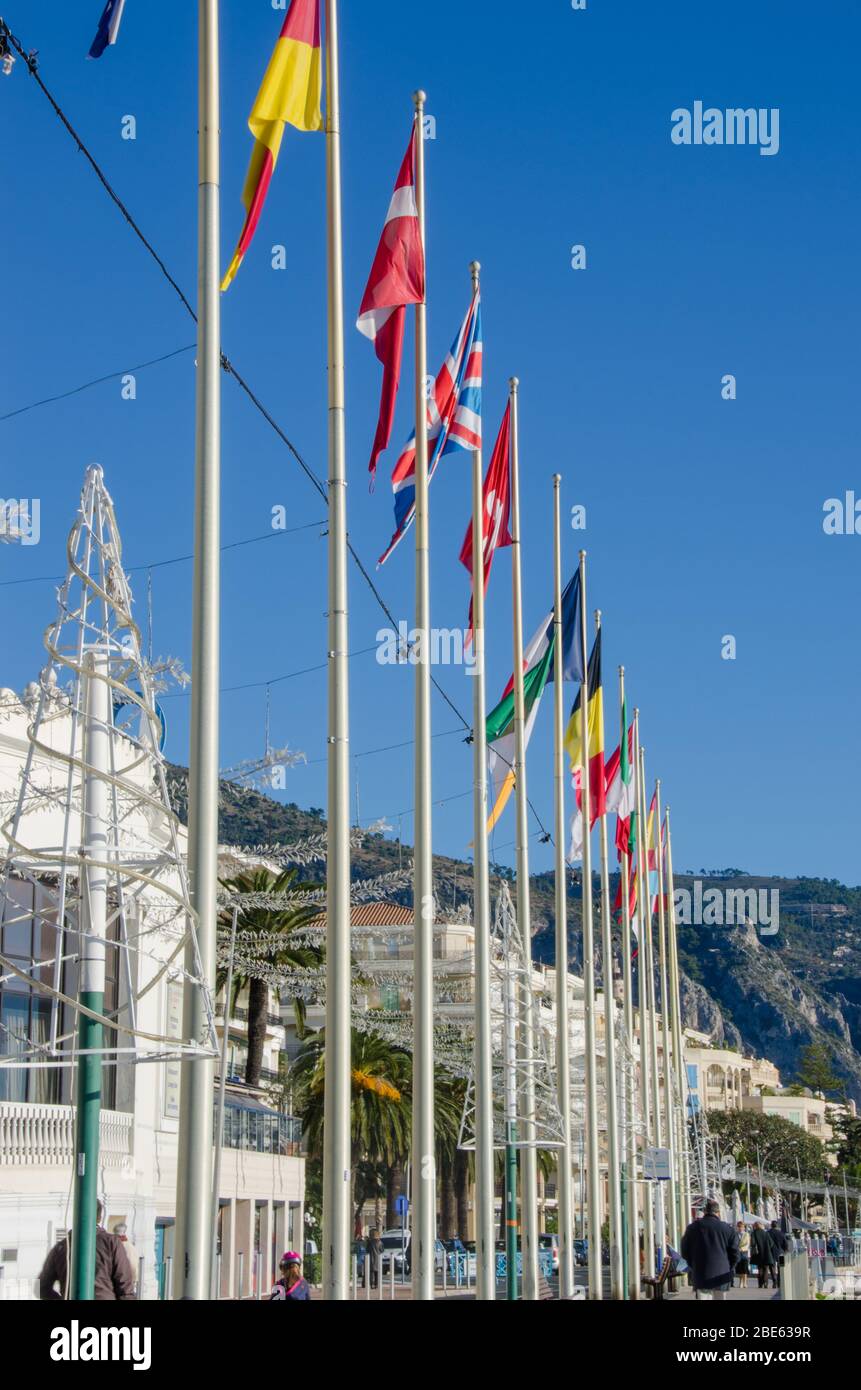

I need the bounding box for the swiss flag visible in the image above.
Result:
[459,402,512,643]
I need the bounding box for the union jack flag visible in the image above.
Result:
[378,290,482,566]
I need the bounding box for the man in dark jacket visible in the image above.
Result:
[751,1222,777,1289]
[768,1220,788,1289]
[680,1200,740,1300]
[39,1202,135,1301]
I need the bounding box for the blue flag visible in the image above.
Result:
[88,0,126,59]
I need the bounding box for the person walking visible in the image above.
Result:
[735,1222,751,1289]
[769,1220,788,1289]
[112,1223,139,1296]
[680,1200,740,1301]
[367,1229,383,1290]
[269,1252,310,1301]
[39,1202,135,1301]
[751,1221,775,1289]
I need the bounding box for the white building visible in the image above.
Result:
[0,683,304,1300]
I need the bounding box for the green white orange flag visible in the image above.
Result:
[221,0,323,290]
[485,573,583,835]
[485,610,554,835]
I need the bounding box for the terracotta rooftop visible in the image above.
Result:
[309,901,414,928]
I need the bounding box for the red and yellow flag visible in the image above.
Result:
[221,0,323,290]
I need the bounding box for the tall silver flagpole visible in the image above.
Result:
[411,89,435,1302]
[665,807,690,1237]
[174,0,220,1300]
[619,670,640,1299]
[578,551,602,1300]
[322,0,352,1302]
[509,377,539,1301]
[552,475,574,1300]
[595,612,622,1298]
[639,744,665,1268]
[655,780,678,1253]
[633,713,655,1277]
[469,263,494,1300]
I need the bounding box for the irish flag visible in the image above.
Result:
[221,0,323,290]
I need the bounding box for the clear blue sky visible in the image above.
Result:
[2,0,859,883]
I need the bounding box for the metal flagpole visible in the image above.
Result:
[322,0,352,1303]
[633,713,655,1277]
[664,806,689,1238]
[210,905,238,1298]
[174,0,220,1299]
[411,89,436,1301]
[655,780,678,1253]
[640,746,665,1268]
[595,612,623,1298]
[509,376,539,1301]
[503,903,519,1301]
[469,280,495,1298]
[619,670,640,1299]
[552,476,574,1300]
[578,552,602,1300]
[70,650,109,1299]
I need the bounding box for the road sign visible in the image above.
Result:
[644,1146,671,1181]
[395,1195,409,1217]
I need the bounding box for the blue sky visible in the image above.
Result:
[2,0,859,883]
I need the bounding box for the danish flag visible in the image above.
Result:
[357,128,425,480]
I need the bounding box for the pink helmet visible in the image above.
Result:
[280,1251,302,1265]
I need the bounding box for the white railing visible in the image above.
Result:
[0,1102,133,1169]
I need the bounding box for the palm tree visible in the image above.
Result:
[435,1068,468,1239]
[291,1027,412,1231]
[218,866,322,1089]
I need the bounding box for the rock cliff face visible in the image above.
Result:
[171,768,861,1101]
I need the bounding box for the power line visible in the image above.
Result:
[0,19,553,840]
[0,343,196,422]
[0,518,326,588]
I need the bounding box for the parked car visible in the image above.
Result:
[538,1233,559,1273]
[379,1230,410,1275]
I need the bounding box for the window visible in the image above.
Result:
[0,876,119,1108]
[380,985,400,1013]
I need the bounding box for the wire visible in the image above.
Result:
[0,344,196,422]
[0,518,326,588]
[0,19,552,841]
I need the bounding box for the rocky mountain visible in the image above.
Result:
[170,765,861,1102]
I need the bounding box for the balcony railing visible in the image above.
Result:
[0,1102,133,1169]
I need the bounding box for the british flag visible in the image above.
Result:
[378,290,482,566]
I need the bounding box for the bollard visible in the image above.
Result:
[379,1258,384,1300]
[237,1251,245,1300]
[390,1260,396,1299]
[442,1254,447,1295]
[351,1254,358,1300]
[365,1255,370,1299]
[256,1251,262,1300]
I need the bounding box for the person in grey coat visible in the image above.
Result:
[680,1200,740,1300]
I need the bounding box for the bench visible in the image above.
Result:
[642,1254,678,1300]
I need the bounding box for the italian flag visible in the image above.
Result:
[606,699,636,859]
[485,610,555,834]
